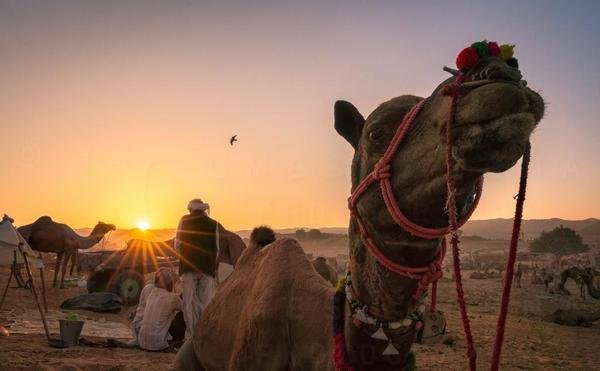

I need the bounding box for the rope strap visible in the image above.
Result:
[443,75,478,371]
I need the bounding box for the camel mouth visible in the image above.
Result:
[455,80,543,127]
[453,111,537,173]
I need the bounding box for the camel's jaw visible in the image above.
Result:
[453,111,536,172]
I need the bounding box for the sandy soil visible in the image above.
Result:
[1,251,599,370]
[0,267,174,370]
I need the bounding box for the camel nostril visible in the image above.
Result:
[482,68,492,80]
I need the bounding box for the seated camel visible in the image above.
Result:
[312,257,339,286]
[176,46,544,370]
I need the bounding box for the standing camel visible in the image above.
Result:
[19,216,115,288]
[558,267,600,300]
[175,49,544,370]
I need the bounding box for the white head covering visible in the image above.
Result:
[188,198,210,213]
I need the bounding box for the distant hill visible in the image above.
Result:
[75,219,600,251]
[234,227,348,239]
[578,221,600,245]
[460,218,600,242]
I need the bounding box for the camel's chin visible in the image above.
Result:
[454,112,537,173]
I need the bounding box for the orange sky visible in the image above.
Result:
[1,1,599,230]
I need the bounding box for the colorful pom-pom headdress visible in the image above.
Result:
[455,40,518,72]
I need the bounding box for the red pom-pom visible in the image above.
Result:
[456,47,479,71]
[488,41,500,57]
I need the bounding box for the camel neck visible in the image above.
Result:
[76,233,103,249]
[348,221,440,319]
[343,225,440,369]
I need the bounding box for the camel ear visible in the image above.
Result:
[335,100,365,149]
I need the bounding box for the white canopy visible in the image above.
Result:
[0,216,43,268]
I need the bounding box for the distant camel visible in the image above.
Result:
[311,257,338,286]
[558,267,600,300]
[552,308,600,327]
[513,263,524,288]
[18,216,115,288]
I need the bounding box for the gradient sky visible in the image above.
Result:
[1,1,599,230]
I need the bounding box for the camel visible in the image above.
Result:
[551,308,600,327]
[312,257,339,286]
[18,216,115,288]
[513,263,524,288]
[557,267,600,300]
[175,53,544,370]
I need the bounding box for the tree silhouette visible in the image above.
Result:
[307,229,325,240]
[529,225,589,258]
[295,229,307,239]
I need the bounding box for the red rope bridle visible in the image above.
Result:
[343,73,530,371]
[347,94,483,302]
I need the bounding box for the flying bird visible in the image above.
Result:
[230,135,238,146]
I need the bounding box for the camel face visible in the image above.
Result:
[432,57,545,173]
[335,57,544,261]
[92,221,116,235]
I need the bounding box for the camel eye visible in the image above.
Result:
[368,128,385,141]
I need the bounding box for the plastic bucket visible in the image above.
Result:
[59,320,84,346]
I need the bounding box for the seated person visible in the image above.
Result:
[130,279,156,346]
[137,268,183,351]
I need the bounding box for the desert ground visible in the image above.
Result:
[1,238,599,370]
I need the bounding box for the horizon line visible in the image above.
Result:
[72,216,600,231]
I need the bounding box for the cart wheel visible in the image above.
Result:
[110,270,144,306]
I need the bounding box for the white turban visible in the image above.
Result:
[188,199,210,212]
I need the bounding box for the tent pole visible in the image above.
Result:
[19,244,50,340]
[39,268,48,313]
[0,252,16,310]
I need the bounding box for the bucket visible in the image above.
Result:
[59,320,84,346]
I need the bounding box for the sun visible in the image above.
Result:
[136,220,150,231]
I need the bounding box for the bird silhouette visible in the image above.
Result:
[230,135,238,145]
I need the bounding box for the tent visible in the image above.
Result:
[0,214,49,339]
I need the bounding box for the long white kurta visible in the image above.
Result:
[132,283,155,341]
[175,218,220,339]
[138,287,182,351]
[181,272,216,339]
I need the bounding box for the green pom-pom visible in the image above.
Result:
[405,351,417,371]
[470,40,489,57]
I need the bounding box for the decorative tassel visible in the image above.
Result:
[371,325,388,340]
[353,308,368,323]
[382,341,400,355]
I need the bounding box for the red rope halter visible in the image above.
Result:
[347,96,483,301]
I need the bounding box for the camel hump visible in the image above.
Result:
[33,216,54,225]
[260,238,305,259]
[240,237,304,262]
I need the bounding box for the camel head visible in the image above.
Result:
[335,53,544,267]
[90,221,116,237]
